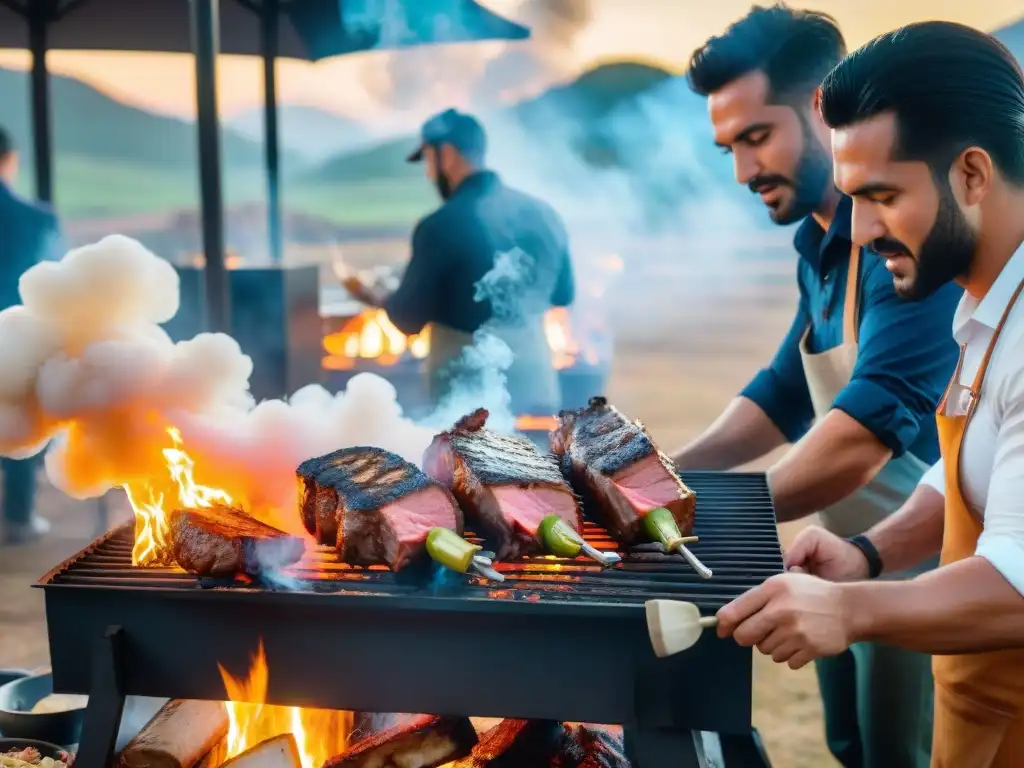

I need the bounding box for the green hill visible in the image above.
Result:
[306,60,675,185]
[0,66,273,171]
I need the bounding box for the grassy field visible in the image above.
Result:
[13,154,438,227]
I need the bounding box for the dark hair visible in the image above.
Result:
[0,125,12,159]
[820,21,1024,185]
[687,3,845,104]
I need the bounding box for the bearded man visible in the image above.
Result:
[676,6,962,767]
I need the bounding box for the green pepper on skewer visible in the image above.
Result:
[643,507,712,579]
[426,527,504,582]
[537,514,621,566]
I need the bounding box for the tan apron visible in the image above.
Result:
[799,244,931,545]
[930,274,1024,768]
[425,320,560,414]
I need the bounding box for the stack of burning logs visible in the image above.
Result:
[117,702,629,768]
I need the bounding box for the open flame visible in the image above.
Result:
[322,308,595,371]
[123,427,233,566]
[218,640,351,768]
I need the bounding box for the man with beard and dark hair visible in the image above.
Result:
[343,108,574,414]
[678,6,962,767]
[714,20,1024,768]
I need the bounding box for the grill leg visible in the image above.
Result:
[623,725,707,767]
[76,626,125,768]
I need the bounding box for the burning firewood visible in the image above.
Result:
[117,699,229,768]
[321,714,477,768]
[169,504,305,578]
[296,447,463,571]
[451,719,564,767]
[219,734,301,768]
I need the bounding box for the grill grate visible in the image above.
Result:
[40,472,782,612]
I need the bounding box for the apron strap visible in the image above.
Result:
[842,243,862,345]
[968,275,1024,395]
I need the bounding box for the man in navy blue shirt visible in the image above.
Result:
[675,7,961,768]
[0,125,62,545]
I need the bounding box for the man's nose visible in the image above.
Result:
[732,148,759,186]
[850,199,886,247]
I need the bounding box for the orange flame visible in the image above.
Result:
[322,309,430,370]
[218,640,351,768]
[123,427,233,566]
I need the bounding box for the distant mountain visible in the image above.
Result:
[994,17,1024,58]
[306,61,676,185]
[227,105,372,165]
[0,67,281,171]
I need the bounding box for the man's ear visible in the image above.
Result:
[951,146,993,209]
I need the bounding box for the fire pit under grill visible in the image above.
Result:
[37,472,781,768]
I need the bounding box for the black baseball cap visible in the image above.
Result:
[406,108,487,163]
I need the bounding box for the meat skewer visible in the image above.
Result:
[424,409,613,564]
[550,396,711,578]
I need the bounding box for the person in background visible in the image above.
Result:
[677,6,962,767]
[0,124,62,545]
[343,108,575,415]
[715,21,1024,768]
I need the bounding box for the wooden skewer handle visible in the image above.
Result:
[699,616,718,629]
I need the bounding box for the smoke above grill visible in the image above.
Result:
[0,234,435,524]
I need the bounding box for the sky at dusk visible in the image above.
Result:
[0,0,1022,124]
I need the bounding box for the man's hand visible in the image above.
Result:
[716,572,857,669]
[784,525,870,582]
[343,276,386,307]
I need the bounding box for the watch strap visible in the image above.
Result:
[847,534,883,579]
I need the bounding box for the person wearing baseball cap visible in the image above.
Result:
[344,108,576,414]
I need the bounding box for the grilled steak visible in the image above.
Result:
[296,446,462,570]
[169,504,304,578]
[423,408,582,560]
[551,396,695,543]
[322,715,477,768]
[451,719,564,767]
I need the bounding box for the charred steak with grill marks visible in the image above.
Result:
[550,396,695,544]
[423,408,583,560]
[296,446,462,571]
[169,504,305,577]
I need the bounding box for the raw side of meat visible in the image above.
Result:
[322,715,478,768]
[423,408,582,560]
[296,446,462,571]
[169,504,305,578]
[551,396,695,543]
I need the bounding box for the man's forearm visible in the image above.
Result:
[767,410,892,523]
[845,556,1024,654]
[672,397,787,471]
[865,484,945,574]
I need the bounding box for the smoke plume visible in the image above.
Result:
[360,0,593,113]
[0,235,434,534]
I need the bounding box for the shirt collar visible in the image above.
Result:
[793,194,853,266]
[953,240,1024,342]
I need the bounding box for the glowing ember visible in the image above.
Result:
[219,640,351,768]
[123,427,233,566]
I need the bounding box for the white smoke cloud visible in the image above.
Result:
[0,235,434,535]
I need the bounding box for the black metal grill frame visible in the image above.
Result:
[37,471,783,768]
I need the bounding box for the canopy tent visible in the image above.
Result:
[0,0,530,332]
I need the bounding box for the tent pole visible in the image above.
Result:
[261,0,283,264]
[27,4,53,204]
[189,0,231,334]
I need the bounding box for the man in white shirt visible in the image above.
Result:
[712,21,1024,767]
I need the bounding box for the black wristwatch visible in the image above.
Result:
[846,534,883,579]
